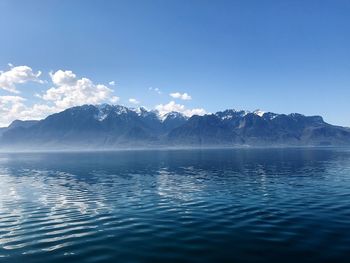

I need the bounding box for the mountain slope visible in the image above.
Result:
[0,104,187,148]
[0,120,39,137]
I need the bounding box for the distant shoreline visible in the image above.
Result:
[0,145,349,154]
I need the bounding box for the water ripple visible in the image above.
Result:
[0,148,350,262]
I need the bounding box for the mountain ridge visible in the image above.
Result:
[1,104,349,150]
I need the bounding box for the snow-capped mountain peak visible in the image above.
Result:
[253,109,265,117]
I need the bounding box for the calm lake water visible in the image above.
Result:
[0,148,350,263]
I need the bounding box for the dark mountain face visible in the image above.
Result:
[0,105,349,150]
[162,112,188,131]
[168,110,350,146]
[168,115,243,145]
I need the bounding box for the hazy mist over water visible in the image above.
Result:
[1,148,350,263]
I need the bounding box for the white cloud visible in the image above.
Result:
[49,70,76,86]
[109,81,115,86]
[0,65,43,93]
[170,92,192,100]
[129,98,140,105]
[0,96,57,127]
[149,87,162,94]
[40,70,116,109]
[110,96,120,103]
[155,101,206,117]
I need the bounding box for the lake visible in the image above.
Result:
[0,148,350,263]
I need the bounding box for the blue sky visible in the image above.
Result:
[0,0,349,126]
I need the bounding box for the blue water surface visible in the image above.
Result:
[0,148,350,263]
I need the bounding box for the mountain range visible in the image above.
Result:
[0,104,349,150]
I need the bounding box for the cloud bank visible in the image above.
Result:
[0,66,119,126]
[0,64,206,127]
[41,70,115,109]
